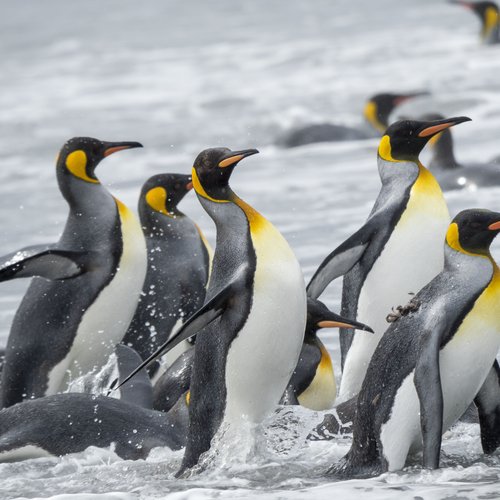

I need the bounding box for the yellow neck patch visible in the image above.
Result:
[378,135,398,161]
[191,168,229,204]
[145,187,171,217]
[364,101,385,133]
[483,7,499,38]
[65,150,99,184]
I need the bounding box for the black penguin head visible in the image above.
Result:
[364,92,428,133]
[192,147,259,201]
[56,137,143,184]
[451,1,499,39]
[378,116,471,163]
[446,209,500,256]
[141,173,193,217]
[305,298,374,338]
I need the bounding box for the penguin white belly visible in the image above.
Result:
[0,444,53,462]
[340,195,449,401]
[47,202,147,394]
[440,289,500,430]
[224,225,306,425]
[379,372,421,471]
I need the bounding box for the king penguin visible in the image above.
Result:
[0,345,187,462]
[0,137,147,408]
[282,298,373,411]
[122,173,211,376]
[307,116,471,402]
[116,147,307,475]
[421,112,500,190]
[279,92,428,148]
[332,209,500,477]
[450,1,500,44]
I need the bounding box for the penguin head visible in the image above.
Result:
[364,92,428,133]
[446,209,500,256]
[451,1,499,40]
[378,116,471,163]
[192,147,259,201]
[305,298,374,338]
[56,137,143,184]
[141,173,193,217]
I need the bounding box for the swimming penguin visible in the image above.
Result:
[450,1,500,44]
[331,209,500,477]
[307,116,471,402]
[0,345,187,462]
[0,137,147,408]
[122,173,211,376]
[279,92,427,148]
[421,113,500,190]
[117,147,307,475]
[281,298,373,411]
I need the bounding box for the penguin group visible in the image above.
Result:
[1,0,500,484]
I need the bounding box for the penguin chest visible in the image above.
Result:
[224,221,306,424]
[297,345,336,411]
[48,201,147,392]
[439,274,500,429]
[341,184,449,400]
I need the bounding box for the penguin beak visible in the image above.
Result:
[393,91,429,106]
[218,149,259,168]
[488,221,500,230]
[317,313,374,333]
[186,178,194,191]
[417,116,471,138]
[103,141,143,157]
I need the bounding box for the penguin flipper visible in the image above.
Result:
[113,282,237,392]
[474,360,500,454]
[414,328,443,469]
[280,385,300,405]
[306,225,373,300]
[115,344,154,409]
[0,245,86,282]
[153,347,194,412]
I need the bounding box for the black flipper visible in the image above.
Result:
[112,282,237,393]
[475,360,500,454]
[115,344,154,409]
[0,245,86,282]
[414,328,443,469]
[306,224,374,300]
[153,347,194,412]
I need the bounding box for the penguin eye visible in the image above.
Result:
[174,183,181,191]
[470,221,482,230]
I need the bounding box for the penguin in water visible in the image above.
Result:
[421,113,500,190]
[281,298,373,411]
[332,209,500,477]
[0,138,147,408]
[279,92,427,148]
[151,298,373,414]
[116,147,307,475]
[0,345,187,462]
[122,173,211,376]
[307,116,471,402]
[450,1,500,44]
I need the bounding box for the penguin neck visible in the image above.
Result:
[139,205,188,239]
[60,177,115,217]
[429,130,461,170]
[377,156,420,191]
[444,244,496,275]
